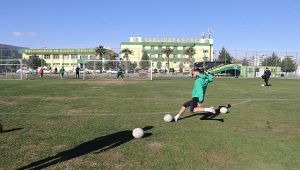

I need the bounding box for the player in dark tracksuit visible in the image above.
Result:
[262,68,271,86]
[117,68,124,80]
[174,68,216,121]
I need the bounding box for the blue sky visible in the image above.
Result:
[0,0,299,51]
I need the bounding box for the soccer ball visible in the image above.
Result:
[220,107,228,114]
[261,84,265,86]
[164,114,173,122]
[132,128,144,138]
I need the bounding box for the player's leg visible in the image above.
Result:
[192,98,216,114]
[174,100,191,121]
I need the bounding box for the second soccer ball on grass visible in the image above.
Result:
[164,114,173,122]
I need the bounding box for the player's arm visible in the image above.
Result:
[207,73,215,83]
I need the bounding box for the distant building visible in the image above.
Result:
[120,36,213,71]
[249,55,266,66]
[22,48,114,71]
[0,44,28,59]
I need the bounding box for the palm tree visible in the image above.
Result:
[161,47,173,72]
[120,48,133,73]
[184,47,196,74]
[95,45,107,60]
[95,45,107,73]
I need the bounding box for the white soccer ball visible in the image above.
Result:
[132,128,144,138]
[261,84,265,86]
[164,114,173,122]
[220,107,228,114]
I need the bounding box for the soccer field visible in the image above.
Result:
[0,78,299,170]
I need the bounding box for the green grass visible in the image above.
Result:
[0,77,299,170]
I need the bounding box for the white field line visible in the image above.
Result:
[231,100,252,106]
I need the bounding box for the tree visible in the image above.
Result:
[121,48,133,73]
[86,61,102,70]
[280,56,297,73]
[262,52,280,67]
[184,47,196,68]
[217,47,233,64]
[95,45,107,60]
[241,57,249,66]
[25,55,46,70]
[139,52,150,70]
[120,48,133,60]
[161,47,173,72]
[95,45,108,73]
[108,50,117,60]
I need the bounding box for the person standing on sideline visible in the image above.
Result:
[117,67,124,80]
[174,68,216,122]
[60,67,65,79]
[262,67,271,86]
[75,66,80,79]
[39,68,44,78]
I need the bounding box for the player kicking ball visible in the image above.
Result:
[174,68,216,122]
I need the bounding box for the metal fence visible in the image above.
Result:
[1,47,299,79]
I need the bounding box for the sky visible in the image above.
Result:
[0,0,299,51]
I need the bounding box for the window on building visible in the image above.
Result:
[80,55,89,60]
[44,54,50,59]
[150,54,154,59]
[173,46,177,50]
[158,54,162,58]
[183,46,186,50]
[90,55,97,60]
[71,54,78,59]
[151,46,154,50]
[158,46,162,50]
[142,46,145,50]
[173,54,177,63]
[63,54,69,59]
[53,63,60,66]
[53,54,60,59]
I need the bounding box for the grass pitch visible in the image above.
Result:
[0,77,299,169]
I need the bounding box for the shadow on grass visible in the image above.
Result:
[0,124,23,133]
[179,112,224,122]
[18,126,153,170]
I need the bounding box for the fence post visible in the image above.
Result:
[20,59,23,80]
[83,61,85,80]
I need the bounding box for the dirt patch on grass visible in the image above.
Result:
[147,142,164,151]
[0,100,17,106]
[204,151,235,167]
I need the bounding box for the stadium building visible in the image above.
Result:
[120,36,213,71]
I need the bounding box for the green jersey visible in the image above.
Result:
[59,68,65,74]
[117,68,123,74]
[191,73,214,102]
